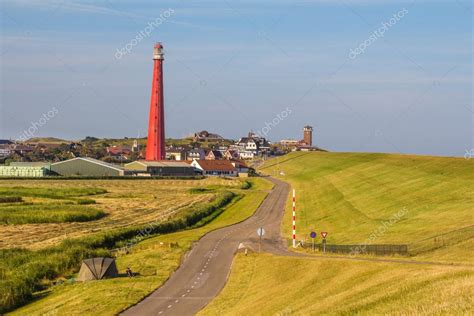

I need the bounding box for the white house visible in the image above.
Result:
[190,159,238,177]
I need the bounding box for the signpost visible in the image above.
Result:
[321,232,328,253]
[257,227,265,253]
[310,231,316,252]
[292,189,296,248]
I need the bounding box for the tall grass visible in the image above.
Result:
[0,205,106,224]
[0,187,107,199]
[0,190,235,313]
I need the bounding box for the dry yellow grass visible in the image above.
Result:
[200,254,474,315]
[0,178,241,249]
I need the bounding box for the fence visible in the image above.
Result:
[316,243,408,256]
[408,225,474,255]
[292,225,474,257]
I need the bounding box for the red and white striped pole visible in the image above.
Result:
[292,189,296,248]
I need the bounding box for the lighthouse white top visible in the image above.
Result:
[153,43,164,60]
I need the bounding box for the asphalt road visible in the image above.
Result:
[121,175,471,316]
[121,177,292,316]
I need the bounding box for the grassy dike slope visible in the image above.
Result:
[9,179,273,316]
[262,152,473,253]
[200,152,473,315]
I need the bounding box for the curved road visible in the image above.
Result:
[121,176,465,316]
[122,177,292,316]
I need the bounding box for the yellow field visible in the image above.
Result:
[200,254,473,315]
[0,178,241,249]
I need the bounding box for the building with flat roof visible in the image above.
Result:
[51,157,131,177]
[0,161,52,177]
[124,160,196,177]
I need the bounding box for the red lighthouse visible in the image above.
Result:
[146,43,166,161]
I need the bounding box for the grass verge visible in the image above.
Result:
[200,254,474,315]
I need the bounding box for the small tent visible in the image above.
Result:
[77,257,119,281]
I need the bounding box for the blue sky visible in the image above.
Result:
[0,0,472,156]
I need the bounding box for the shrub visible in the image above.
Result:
[248,167,258,177]
[240,181,251,190]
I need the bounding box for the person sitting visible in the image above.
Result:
[126,267,133,278]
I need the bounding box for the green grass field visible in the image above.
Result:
[7,178,273,315]
[0,187,107,199]
[6,152,473,315]
[261,152,473,256]
[0,187,108,224]
[199,152,473,315]
[0,204,106,224]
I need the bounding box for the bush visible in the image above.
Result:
[240,181,251,190]
[248,168,258,177]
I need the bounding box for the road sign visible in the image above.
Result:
[310,231,316,252]
[257,227,265,254]
[321,232,328,239]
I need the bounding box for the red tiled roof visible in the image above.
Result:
[195,160,237,172]
[229,159,249,168]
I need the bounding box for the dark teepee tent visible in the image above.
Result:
[77,257,119,281]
